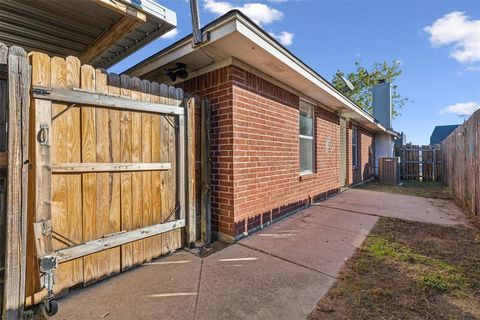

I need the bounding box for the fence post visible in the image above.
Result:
[200,98,211,244]
[175,89,186,247]
[185,96,196,248]
[3,45,30,319]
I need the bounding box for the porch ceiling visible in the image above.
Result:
[0,0,176,68]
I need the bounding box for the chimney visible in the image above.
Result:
[372,81,392,129]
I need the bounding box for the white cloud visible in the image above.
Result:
[464,65,480,72]
[161,28,179,39]
[203,0,283,26]
[270,31,294,46]
[203,0,232,15]
[424,11,480,63]
[438,101,480,116]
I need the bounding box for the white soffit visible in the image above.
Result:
[128,11,386,132]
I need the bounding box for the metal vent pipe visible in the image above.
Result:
[190,0,204,45]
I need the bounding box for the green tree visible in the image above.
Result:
[332,60,408,118]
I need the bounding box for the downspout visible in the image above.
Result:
[190,0,208,45]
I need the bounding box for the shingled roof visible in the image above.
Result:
[430,124,459,145]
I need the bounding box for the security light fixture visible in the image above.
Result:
[166,63,188,82]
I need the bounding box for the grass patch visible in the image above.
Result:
[308,218,480,320]
[421,273,452,292]
[357,180,453,200]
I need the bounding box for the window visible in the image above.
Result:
[299,101,314,174]
[352,126,358,167]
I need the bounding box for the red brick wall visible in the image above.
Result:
[230,66,341,236]
[179,65,373,238]
[360,128,374,181]
[351,125,375,185]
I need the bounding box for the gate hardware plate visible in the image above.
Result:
[39,219,52,236]
[32,87,51,96]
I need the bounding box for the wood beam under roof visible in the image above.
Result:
[92,0,147,21]
[78,15,141,65]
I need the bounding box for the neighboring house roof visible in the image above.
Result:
[125,10,392,134]
[394,132,407,146]
[0,0,176,68]
[430,125,460,145]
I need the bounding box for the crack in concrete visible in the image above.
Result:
[193,258,204,320]
[236,242,338,280]
[314,204,387,220]
[289,214,372,236]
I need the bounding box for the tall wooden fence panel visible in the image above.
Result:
[400,145,441,181]
[442,110,480,221]
[25,52,189,306]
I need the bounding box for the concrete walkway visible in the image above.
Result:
[50,189,467,320]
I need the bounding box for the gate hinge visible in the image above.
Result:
[32,87,51,96]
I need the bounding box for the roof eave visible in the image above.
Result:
[120,0,177,26]
[126,10,388,133]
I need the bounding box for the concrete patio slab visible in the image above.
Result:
[319,189,467,225]
[240,206,378,277]
[47,188,467,320]
[196,244,334,320]
[51,251,201,320]
[295,204,378,236]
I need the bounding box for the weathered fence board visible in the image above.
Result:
[200,99,211,244]
[442,110,480,221]
[2,44,30,320]
[0,41,7,316]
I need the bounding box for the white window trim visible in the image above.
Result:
[299,134,313,140]
[299,100,315,175]
[352,126,358,168]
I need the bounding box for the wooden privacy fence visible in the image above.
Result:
[441,110,480,221]
[399,145,441,181]
[24,51,200,308]
[0,43,213,318]
[0,42,214,319]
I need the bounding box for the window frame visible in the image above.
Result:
[299,100,315,175]
[352,126,358,168]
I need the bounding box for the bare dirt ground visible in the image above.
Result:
[309,183,480,320]
[358,180,479,228]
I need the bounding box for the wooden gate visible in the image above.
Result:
[399,145,441,181]
[25,52,196,307]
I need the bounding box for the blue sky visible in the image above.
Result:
[110,0,480,145]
